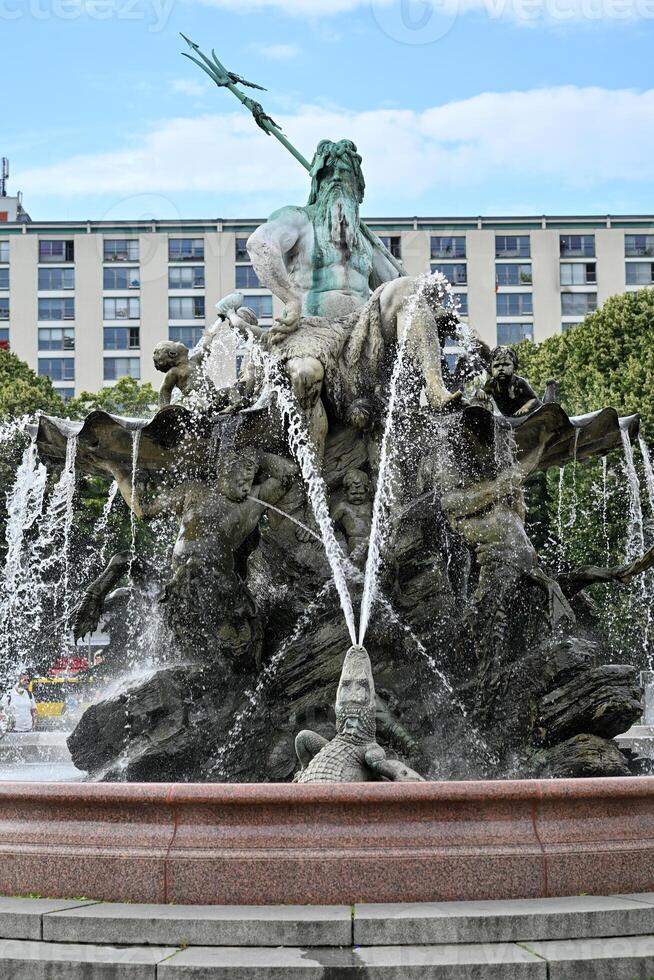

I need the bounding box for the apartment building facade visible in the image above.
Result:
[0,214,652,401]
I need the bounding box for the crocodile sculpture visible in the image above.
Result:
[294,644,424,783]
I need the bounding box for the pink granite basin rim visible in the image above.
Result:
[0,777,652,905]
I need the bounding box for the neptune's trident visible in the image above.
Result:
[180,34,405,278]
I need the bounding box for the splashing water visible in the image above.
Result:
[602,456,610,563]
[246,496,322,542]
[566,428,581,529]
[98,481,119,565]
[620,425,645,561]
[0,438,47,658]
[129,430,141,569]
[260,351,357,646]
[557,466,565,546]
[358,275,446,646]
[639,436,654,519]
[358,330,410,646]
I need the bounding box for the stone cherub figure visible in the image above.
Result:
[478,346,542,418]
[294,644,424,783]
[153,341,204,408]
[331,468,373,567]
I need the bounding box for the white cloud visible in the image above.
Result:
[171,79,208,97]
[252,43,301,59]
[194,0,654,24]
[18,87,654,212]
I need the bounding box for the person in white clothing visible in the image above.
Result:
[1,673,37,733]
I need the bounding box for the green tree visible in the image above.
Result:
[0,349,65,421]
[516,289,654,663]
[66,376,157,420]
[517,287,654,440]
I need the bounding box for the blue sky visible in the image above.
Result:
[3,0,654,219]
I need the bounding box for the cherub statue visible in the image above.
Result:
[294,644,424,783]
[478,346,541,418]
[153,341,204,408]
[331,468,373,567]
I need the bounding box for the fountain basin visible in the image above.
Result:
[0,778,652,905]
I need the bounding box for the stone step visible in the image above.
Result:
[353,894,654,945]
[42,902,352,948]
[0,938,177,979]
[25,894,654,948]
[3,937,654,979]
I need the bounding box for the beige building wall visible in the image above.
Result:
[466,231,496,348]
[597,228,627,304]
[531,230,561,343]
[8,233,38,368]
[139,234,168,389]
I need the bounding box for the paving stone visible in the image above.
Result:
[43,901,352,947]
[159,942,546,978]
[0,897,98,940]
[0,938,177,979]
[525,934,654,979]
[354,895,654,945]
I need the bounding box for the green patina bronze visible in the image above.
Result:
[180,34,405,280]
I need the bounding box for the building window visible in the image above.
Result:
[241,294,273,319]
[169,238,204,261]
[38,327,75,351]
[625,234,654,258]
[38,298,74,320]
[0,268,8,290]
[561,292,597,315]
[496,263,532,286]
[431,236,466,259]
[0,242,8,263]
[560,235,595,258]
[39,240,74,263]
[497,322,534,344]
[378,235,402,259]
[103,327,140,350]
[496,293,532,316]
[103,267,140,290]
[104,357,140,381]
[235,237,250,262]
[235,265,261,289]
[495,236,530,259]
[0,298,8,320]
[169,325,204,348]
[561,322,581,334]
[38,267,75,290]
[168,296,205,319]
[431,263,467,285]
[56,388,75,401]
[0,327,8,349]
[103,297,140,320]
[104,239,139,262]
[560,262,596,285]
[625,262,654,286]
[39,358,75,381]
[168,266,204,289]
